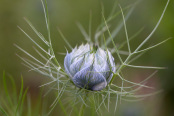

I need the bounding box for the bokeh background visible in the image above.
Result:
[0,0,174,116]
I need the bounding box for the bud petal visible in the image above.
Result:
[64,44,116,91]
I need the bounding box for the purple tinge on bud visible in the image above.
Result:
[64,44,116,91]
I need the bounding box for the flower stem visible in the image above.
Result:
[79,91,88,116]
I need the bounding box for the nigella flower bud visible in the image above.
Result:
[64,44,116,91]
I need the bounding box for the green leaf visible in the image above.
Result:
[15,76,24,115]
[0,106,7,116]
[3,71,13,108]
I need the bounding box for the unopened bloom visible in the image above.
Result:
[64,44,116,91]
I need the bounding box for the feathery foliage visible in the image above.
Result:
[15,0,171,115]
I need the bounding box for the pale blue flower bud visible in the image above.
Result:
[64,44,116,91]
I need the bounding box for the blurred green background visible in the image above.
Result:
[0,0,174,116]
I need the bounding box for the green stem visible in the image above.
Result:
[110,54,133,84]
[59,100,68,116]
[79,92,88,116]
[79,103,86,116]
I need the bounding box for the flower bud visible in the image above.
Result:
[64,44,116,91]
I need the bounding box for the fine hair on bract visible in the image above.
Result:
[15,0,171,115]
